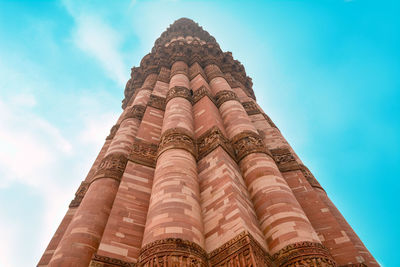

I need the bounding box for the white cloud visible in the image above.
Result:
[71,14,128,87]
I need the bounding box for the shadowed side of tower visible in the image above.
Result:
[38,18,378,267]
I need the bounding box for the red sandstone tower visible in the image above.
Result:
[38,18,377,267]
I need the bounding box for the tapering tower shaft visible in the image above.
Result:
[39,18,377,267]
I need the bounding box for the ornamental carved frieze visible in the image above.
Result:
[123,43,256,109]
[299,164,324,191]
[158,128,196,158]
[209,231,273,267]
[215,90,239,108]
[272,241,336,267]
[197,126,235,161]
[231,131,271,162]
[129,139,158,168]
[204,63,225,81]
[89,253,136,267]
[192,86,215,105]
[106,124,120,140]
[91,153,128,183]
[270,148,300,173]
[69,181,89,208]
[189,62,208,81]
[165,86,192,104]
[263,113,278,128]
[138,238,208,267]
[157,67,171,83]
[242,101,261,116]
[122,105,146,122]
[147,94,166,111]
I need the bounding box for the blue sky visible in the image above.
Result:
[0,0,398,266]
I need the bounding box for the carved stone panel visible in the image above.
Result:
[122,105,146,122]
[91,153,128,183]
[139,238,208,267]
[231,131,271,162]
[272,241,336,267]
[166,86,192,104]
[209,231,273,267]
[197,126,235,161]
[270,148,300,173]
[69,181,89,208]
[263,113,278,128]
[158,128,196,158]
[299,164,324,191]
[242,101,260,116]
[89,253,136,267]
[129,139,158,168]
[215,90,239,108]
[193,85,215,105]
[147,94,166,111]
[106,124,120,140]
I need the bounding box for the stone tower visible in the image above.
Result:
[38,18,377,267]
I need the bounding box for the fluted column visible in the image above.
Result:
[140,61,207,266]
[48,90,145,266]
[205,64,335,265]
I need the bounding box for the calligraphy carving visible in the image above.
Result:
[147,94,166,111]
[215,90,239,108]
[270,148,299,172]
[89,253,136,267]
[129,139,158,168]
[272,241,336,267]
[231,131,271,162]
[193,85,215,104]
[122,105,146,122]
[139,238,208,267]
[106,124,120,140]
[69,181,89,208]
[209,231,273,267]
[299,164,324,191]
[165,86,192,104]
[158,128,196,158]
[242,101,260,115]
[197,126,235,161]
[91,153,128,183]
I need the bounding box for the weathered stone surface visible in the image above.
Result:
[41,18,378,267]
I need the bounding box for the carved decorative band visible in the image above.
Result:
[272,241,336,267]
[242,101,261,115]
[106,124,120,140]
[263,113,278,128]
[69,181,89,208]
[122,105,146,122]
[165,86,192,104]
[300,164,324,191]
[129,139,158,168]
[197,126,235,161]
[215,90,239,108]
[231,131,271,162]
[147,94,166,111]
[158,128,196,158]
[138,238,208,267]
[270,148,299,172]
[193,85,215,104]
[157,68,171,83]
[91,153,128,183]
[209,231,273,267]
[270,148,324,191]
[205,64,225,81]
[90,253,136,267]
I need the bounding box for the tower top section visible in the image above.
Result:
[151,18,217,52]
[123,18,255,109]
